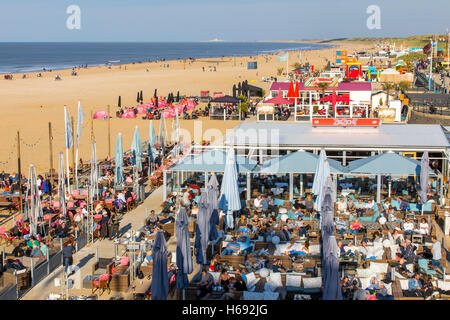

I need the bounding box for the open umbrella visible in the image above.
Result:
[114,133,124,185]
[419,151,429,211]
[176,207,193,290]
[151,230,169,300]
[131,126,143,171]
[218,148,241,230]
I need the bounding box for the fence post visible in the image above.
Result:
[46,249,50,275]
[60,238,63,265]
[75,228,78,252]
[30,257,34,286]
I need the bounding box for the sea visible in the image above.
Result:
[0,41,332,74]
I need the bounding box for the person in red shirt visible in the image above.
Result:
[350,219,362,235]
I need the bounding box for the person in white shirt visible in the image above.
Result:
[365,200,375,211]
[254,195,262,209]
[337,198,347,214]
[416,218,429,235]
[118,191,126,203]
[402,218,414,239]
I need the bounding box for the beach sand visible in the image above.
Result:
[0,43,368,174]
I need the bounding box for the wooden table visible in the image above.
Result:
[129,278,151,299]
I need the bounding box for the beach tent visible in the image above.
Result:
[170,149,257,173]
[93,110,108,119]
[122,110,136,119]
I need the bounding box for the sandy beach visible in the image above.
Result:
[0,43,368,174]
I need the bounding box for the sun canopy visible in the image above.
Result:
[264,92,294,105]
[210,95,241,104]
[347,152,436,176]
[170,149,257,173]
[259,151,346,174]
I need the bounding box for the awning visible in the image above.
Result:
[259,151,346,174]
[347,152,436,176]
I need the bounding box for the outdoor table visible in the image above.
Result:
[130,278,151,299]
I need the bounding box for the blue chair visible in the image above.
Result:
[423,202,433,212]
[409,203,419,212]
[418,259,437,276]
[273,198,285,206]
[402,190,409,195]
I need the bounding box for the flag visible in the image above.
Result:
[278,53,288,62]
[423,42,432,55]
[76,101,84,147]
[64,106,73,149]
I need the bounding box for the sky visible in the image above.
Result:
[0,0,448,42]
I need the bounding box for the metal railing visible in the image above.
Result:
[0,219,91,300]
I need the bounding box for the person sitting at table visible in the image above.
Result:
[337,198,347,214]
[56,221,70,238]
[198,268,215,298]
[42,202,55,215]
[260,195,269,216]
[416,218,429,235]
[221,237,240,255]
[253,195,263,211]
[349,219,363,235]
[304,194,314,213]
[233,269,247,291]
[295,216,308,238]
[30,244,43,258]
[279,225,291,241]
[21,223,32,240]
[335,216,347,237]
[266,195,278,216]
[402,218,415,239]
[219,269,231,292]
[392,229,405,245]
[284,239,309,257]
[272,258,287,273]
[355,199,365,217]
[146,210,159,227]
[365,199,376,211]
[347,198,356,214]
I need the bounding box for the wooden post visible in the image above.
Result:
[107,105,111,157]
[90,109,94,144]
[48,122,54,184]
[17,131,22,213]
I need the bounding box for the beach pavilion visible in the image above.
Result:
[209,95,241,121]
[164,122,449,207]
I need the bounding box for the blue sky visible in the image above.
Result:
[0,0,448,41]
